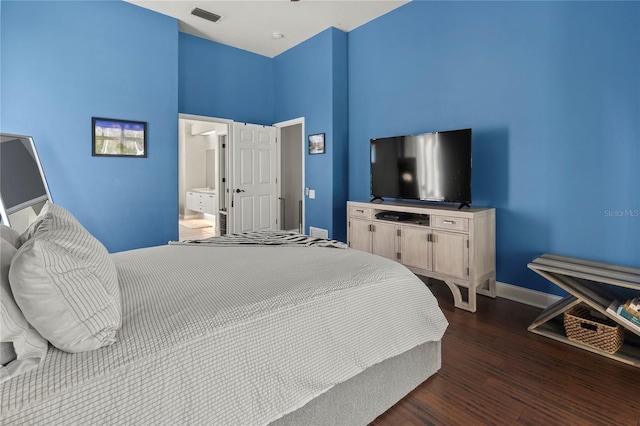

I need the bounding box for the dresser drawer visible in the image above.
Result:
[432,215,469,232]
[349,206,372,219]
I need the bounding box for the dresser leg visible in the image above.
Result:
[444,280,476,313]
[477,276,496,299]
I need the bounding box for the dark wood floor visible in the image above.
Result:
[372,278,640,426]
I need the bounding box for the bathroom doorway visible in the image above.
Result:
[178,114,231,240]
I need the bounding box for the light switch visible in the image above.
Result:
[309,189,315,199]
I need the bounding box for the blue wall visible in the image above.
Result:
[348,1,640,294]
[3,1,637,297]
[273,28,349,240]
[331,30,349,242]
[1,1,179,252]
[179,33,274,125]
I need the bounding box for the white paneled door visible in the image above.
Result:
[231,122,277,233]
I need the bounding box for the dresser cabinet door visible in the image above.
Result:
[432,231,468,279]
[349,218,372,252]
[186,192,197,211]
[399,225,432,271]
[371,221,398,261]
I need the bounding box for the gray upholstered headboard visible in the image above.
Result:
[0,133,51,227]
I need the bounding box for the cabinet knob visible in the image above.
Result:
[443,220,455,225]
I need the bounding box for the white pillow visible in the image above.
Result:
[1,224,22,248]
[18,201,76,245]
[9,202,122,353]
[1,239,49,382]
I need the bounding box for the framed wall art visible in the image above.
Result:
[308,133,325,155]
[92,117,147,157]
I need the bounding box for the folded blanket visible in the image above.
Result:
[170,230,347,249]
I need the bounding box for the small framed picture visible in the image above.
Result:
[308,133,325,155]
[92,117,147,157]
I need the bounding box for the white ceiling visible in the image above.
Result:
[125,0,409,58]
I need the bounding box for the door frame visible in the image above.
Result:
[178,113,233,228]
[179,113,304,235]
[273,117,305,234]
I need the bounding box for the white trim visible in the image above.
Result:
[495,281,562,309]
[181,213,200,219]
[274,117,304,129]
[178,113,233,126]
[178,113,234,231]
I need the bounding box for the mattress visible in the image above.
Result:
[1,244,447,425]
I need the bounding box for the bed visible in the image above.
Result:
[0,134,448,425]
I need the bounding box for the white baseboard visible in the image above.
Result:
[182,214,200,219]
[203,213,216,221]
[496,281,561,309]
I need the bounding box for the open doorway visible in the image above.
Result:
[177,114,306,240]
[178,114,231,240]
[275,118,305,234]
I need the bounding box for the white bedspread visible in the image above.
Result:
[1,245,447,425]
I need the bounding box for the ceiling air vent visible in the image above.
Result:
[191,7,222,23]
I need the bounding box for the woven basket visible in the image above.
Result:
[564,306,624,354]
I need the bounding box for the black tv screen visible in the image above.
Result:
[370,128,472,204]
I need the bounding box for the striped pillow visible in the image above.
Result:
[1,239,49,382]
[9,202,121,353]
[0,224,22,249]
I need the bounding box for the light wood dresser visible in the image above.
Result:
[347,200,496,312]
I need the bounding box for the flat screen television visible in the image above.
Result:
[370,128,472,207]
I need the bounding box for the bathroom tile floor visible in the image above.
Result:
[178,218,216,241]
